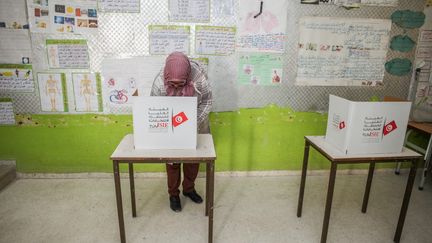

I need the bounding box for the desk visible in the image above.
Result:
[110,134,216,243]
[297,136,422,243]
[396,121,432,190]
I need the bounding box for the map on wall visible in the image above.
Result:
[296,17,391,86]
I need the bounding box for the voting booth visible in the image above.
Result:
[325,95,411,155]
[132,96,197,150]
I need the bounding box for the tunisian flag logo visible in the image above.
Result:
[383,120,397,136]
[172,112,189,127]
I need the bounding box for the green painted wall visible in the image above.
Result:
[0,105,426,173]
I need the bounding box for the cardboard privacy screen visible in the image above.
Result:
[132,96,197,150]
[325,95,411,155]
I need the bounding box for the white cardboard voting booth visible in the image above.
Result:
[325,95,411,155]
[132,96,197,150]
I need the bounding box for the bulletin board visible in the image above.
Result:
[0,0,425,114]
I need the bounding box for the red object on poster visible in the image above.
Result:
[339,121,345,129]
[383,120,397,136]
[75,8,81,16]
[172,112,188,127]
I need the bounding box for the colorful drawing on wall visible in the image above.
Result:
[72,73,102,112]
[391,10,425,29]
[237,53,283,85]
[50,1,98,34]
[237,0,288,53]
[385,58,412,76]
[0,64,34,92]
[0,98,15,125]
[37,73,68,112]
[27,0,50,32]
[390,35,416,52]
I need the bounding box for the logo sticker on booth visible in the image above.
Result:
[383,120,397,136]
[172,111,189,127]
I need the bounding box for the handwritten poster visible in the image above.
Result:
[149,25,190,55]
[0,98,15,125]
[0,29,32,64]
[98,0,140,13]
[46,39,90,69]
[296,17,391,86]
[168,0,210,22]
[238,53,283,85]
[237,0,288,53]
[195,26,236,55]
[72,73,102,112]
[0,64,34,92]
[37,72,68,112]
[27,0,50,32]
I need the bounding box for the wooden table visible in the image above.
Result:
[396,121,432,190]
[297,136,422,243]
[110,134,216,243]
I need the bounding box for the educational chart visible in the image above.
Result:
[296,17,391,86]
[149,25,190,55]
[132,96,197,149]
[213,0,234,17]
[237,0,288,53]
[238,53,283,85]
[37,73,68,112]
[0,98,15,125]
[0,29,32,64]
[72,73,102,112]
[0,64,34,92]
[27,0,50,32]
[333,0,398,6]
[51,1,98,34]
[98,0,140,13]
[46,39,90,69]
[325,95,411,155]
[168,0,210,22]
[101,56,166,109]
[27,0,98,33]
[195,26,236,55]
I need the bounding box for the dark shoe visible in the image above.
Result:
[183,190,203,204]
[169,196,182,212]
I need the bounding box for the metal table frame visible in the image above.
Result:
[110,134,216,243]
[297,136,422,243]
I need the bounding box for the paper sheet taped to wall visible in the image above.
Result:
[296,17,391,86]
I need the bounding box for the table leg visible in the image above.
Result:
[362,162,375,213]
[128,162,136,217]
[113,160,126,243]
[208,161,215,243]
[321,162,337,243]
[206,161,210,216]
[297,140,310,217]
[394,159,418,243]
[419,136,432,190]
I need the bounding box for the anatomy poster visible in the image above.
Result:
[296,17,391,86]
[238,53,283,85]
[72,73,102,112]
[237,0,288,53]
[0,64,34,92]
[37,72,68,112]
[46,39,90,69]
